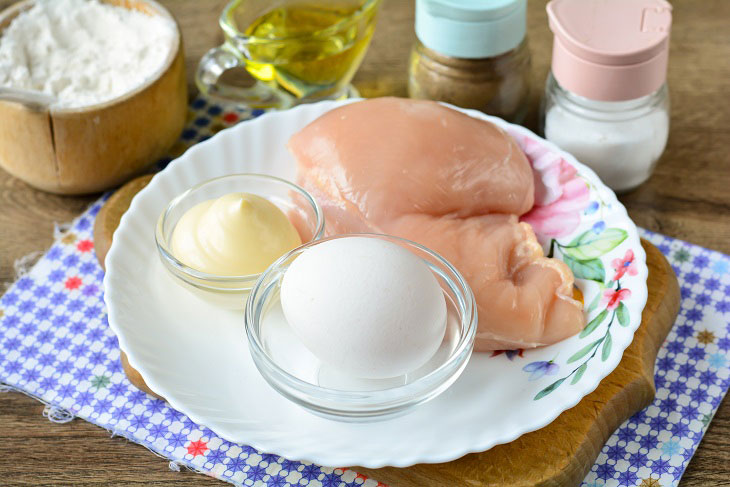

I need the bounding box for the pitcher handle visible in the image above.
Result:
[195,45,290,108]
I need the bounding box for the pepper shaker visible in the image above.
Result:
[408,0,531,124]
[541,0,672,193]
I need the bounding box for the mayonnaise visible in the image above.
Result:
[170,193,301,276]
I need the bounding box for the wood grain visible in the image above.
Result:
[94,178,677,487]
[93,174,154,269]
[0,0,729,485]
[0,0,188,194]
[357,241,679,487]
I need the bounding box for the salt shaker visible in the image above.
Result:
[408,0,531,124]
[541,0,672,193]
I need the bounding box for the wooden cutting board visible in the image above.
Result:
[95,175,680,487]
[356,241,679,486]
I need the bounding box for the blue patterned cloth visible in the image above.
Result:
[1,98,728,487]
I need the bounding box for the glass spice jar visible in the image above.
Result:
[541,0,672,193]
[542,74,670,193]
[408,0,531,124]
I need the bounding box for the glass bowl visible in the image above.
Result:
[155,173,324,309]
[245,233,477,422]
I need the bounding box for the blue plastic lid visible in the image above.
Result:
[415,0,527,58]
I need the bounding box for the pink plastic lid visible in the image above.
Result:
[547,0,672,101]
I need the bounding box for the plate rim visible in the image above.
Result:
[103,99,648,468]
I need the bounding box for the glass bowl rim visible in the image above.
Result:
[244,232,478,402]
[155,172,325,284]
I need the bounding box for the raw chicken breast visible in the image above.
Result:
[288,97,584,351]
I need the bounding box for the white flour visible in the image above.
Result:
[0,0,175,109]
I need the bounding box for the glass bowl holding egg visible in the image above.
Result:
[155,173,324,308]
[245,233,477,421]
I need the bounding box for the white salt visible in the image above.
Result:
[0,0,175,109]
[544,91,670,193]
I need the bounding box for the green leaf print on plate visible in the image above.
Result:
[529,226,635,400]
[579,309,608,338]
[561,228,628,260]
[562,254,605,283]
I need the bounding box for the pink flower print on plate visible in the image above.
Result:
[603,288,632,310]
[510,133,590,239]
[612,249,639,281]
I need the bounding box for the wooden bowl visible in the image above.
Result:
[0,0,187,194]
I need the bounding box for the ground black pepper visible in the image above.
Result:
[408,38,531,124]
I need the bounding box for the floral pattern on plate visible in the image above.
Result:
[504,127,644,400]
[100,101,648,468]
[1,97,728,487]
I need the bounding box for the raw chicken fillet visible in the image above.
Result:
[288,98,585,351]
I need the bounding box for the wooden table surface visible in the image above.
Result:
[1,0,728,485]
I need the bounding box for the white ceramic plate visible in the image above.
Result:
[104,100,648,468]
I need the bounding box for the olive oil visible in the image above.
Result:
[226,1,378,99]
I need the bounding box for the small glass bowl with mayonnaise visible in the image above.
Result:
[155,174,324,308]
[245,234,477,421]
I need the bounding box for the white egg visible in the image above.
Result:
[280,236,447,379]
